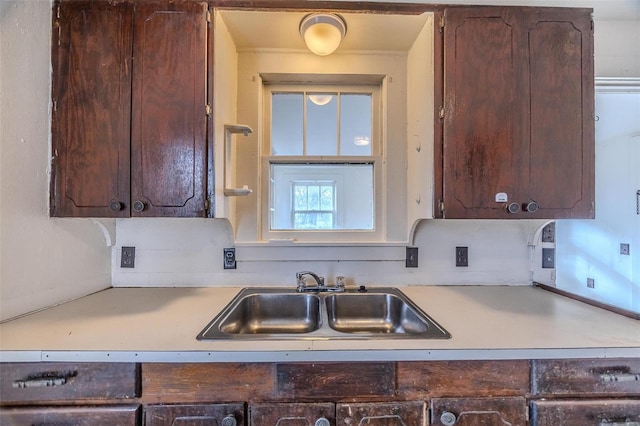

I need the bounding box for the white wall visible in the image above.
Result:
[112,217,548,287]
[556,87,640,313]
[0,1,112,321]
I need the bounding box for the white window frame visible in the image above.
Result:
[261,83,384,243]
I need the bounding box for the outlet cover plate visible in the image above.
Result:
[121,246,135,268]
[542,248,555,269]
[456,246,468,267]
[620,243,630,255]
[224,247,236,269]
[406,247,418,268]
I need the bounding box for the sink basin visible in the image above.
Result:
[197,287,450,340]
[218,293,320,334]
[325,293,430,334]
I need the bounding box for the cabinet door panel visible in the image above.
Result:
[131,2,208,217]
[431,397,527,426]
[525,9,594,218]
[337,401,424,426]
[0,405,140,425]
[52,1,132,217]
[0,362,139,403]
[250,403,334,426]
[532,358,640,397]
[145,403,245,426]
[531,399,640,426]
[443,8,523,218]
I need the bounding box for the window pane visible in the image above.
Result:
[272,93,303,155]
[320,185,334,210]
[306,93,337,155]
[340,94,372,156]
[270,163,374,231]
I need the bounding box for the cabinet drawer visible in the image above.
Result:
[531,399,640,426]
[145,403,245,426]
[0,363,139,403]
[430,397,527,426]
[0,405,140,425]
[532,359,640,396]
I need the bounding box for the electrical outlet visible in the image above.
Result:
[587,277,595,288]
[542,248,555,269]
[541,222,555,243]
[406,246,418,268]
[121,246,135,268]
[224,248,236,269]
[620,243,630,255]
[456,246,468,267]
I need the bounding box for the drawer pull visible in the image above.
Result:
[600,373,640,383]
[12,377,67,388]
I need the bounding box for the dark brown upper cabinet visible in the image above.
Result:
[438,7,594,219]
[51,1,209,217]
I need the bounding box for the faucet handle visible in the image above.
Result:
[336,276,346,289]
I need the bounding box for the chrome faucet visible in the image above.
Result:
[296,271,345,292]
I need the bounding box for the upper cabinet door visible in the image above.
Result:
[130,2,208,217]
[523,8,595,218]
[51,1,133,217]
[442,8,523,219]
[440,7,594,219]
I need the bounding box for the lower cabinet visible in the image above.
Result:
[250,402,334,425]
[2,359,638,426]
[144,403,245,426]
[250,401,424,426]
[0,405,141,425]
[430,397,527,426]
[530,399,640,426]
[530,359,640,426]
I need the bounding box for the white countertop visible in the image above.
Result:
[0,285,638,362]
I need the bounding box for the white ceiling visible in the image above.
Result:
[219,1,638,53]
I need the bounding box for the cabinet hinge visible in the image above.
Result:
[439,200,445,213]
[204,197,211,213]
[207,9,212,24]
[439,16,445,28]
[439,106,445,119]
[56,5,60,19]
[52,99,57,113]
[205,104,212,116]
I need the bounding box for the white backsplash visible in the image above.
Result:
[112,218,549,287]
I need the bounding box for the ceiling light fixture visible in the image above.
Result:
[354,136,370,146]
[308,94,334,106]
[299,13,347,56]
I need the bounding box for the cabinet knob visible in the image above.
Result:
[132,200,146,212]
[523,201,539,213]
[109,201,124,211]
[315,417,330,426]
[440,411,457,426]
[221,415,237,426]
[506,202,521,214]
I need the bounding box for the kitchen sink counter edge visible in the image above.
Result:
[0,285,638,363]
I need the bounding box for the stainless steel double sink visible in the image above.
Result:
[197,287,451,340]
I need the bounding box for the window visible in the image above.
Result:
[263,83,382,241]
[291,180,335,230]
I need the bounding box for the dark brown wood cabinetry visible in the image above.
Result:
[0,362,141,425]
[530,359,640,426]
[431,397,527,426]
[51,1,209,218]
[145,403,245,426]
[438,7,594,219]
[2,359,639,426]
